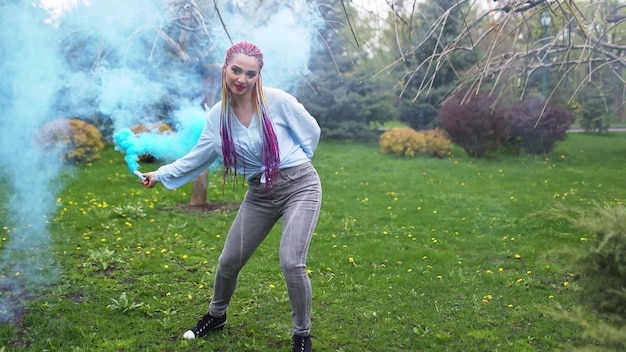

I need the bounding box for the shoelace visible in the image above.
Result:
[292,337,306,352]
[196,315,214,335]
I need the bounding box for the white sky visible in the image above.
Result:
[40,0,392,16]
[38,0,82,19]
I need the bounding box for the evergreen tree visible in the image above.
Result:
[296,0,397,141]
[386,0,475,130]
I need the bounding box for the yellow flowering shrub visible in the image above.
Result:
[131,122,173,134]
[131,122,173,162]
[422,128,453,158]
[37,119,104,164]
[379,127,452,158]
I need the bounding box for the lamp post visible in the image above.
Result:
[540,10,552,98]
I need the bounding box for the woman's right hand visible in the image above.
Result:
[139,171,158,188]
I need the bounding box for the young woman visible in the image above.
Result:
[139,41,321,352]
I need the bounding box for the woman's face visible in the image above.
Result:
[224,53,261,97]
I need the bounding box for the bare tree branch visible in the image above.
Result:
[383,0,626,111]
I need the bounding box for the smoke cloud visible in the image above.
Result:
[0,0,322,323]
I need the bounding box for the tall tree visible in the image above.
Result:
[381,0,475,130]
[388,0,626,121]
[295,0,398,141]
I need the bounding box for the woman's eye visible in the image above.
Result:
[246,72,256,78]
[232,67,242,74]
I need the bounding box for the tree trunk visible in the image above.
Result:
[189,63,220,207]
[613,65,625,121]
[190,169,209,206]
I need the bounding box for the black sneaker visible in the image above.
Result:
[290,334,311,352]
[182,312,227,339]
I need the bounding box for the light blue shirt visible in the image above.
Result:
[156,87,321,190]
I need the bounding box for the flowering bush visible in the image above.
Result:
[379,127,452,158]
[131,122,173,162]
[37,118,104,164]
[131,122,173,135]
[422,128,453,158]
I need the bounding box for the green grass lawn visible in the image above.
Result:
[1,132,625,351]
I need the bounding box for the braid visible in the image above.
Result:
[220,41,280,185]
[254,77,281,181]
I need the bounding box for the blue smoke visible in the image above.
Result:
[0,1,65,323]
[0,0,322,323]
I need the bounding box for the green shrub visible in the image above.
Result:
[580,94,612,133]
[565,204,626,319]
[539,203,626,350]
[322,120,379,142]
[37,118,104,164]
[379,127,452,158]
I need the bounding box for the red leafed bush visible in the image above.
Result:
[436,91,510,158]
[508,97,575,154]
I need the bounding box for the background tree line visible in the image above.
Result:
[55,0,626,143]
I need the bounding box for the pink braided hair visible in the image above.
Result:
[219,41,280,185]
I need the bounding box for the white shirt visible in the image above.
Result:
[156,87,321,190]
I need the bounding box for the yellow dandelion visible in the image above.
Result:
[563,281,569,287]
[498,267,504,273]
[514,254,521,259]
[348,257,354,264]
[269,284,275,289]
[188,294,193,300]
